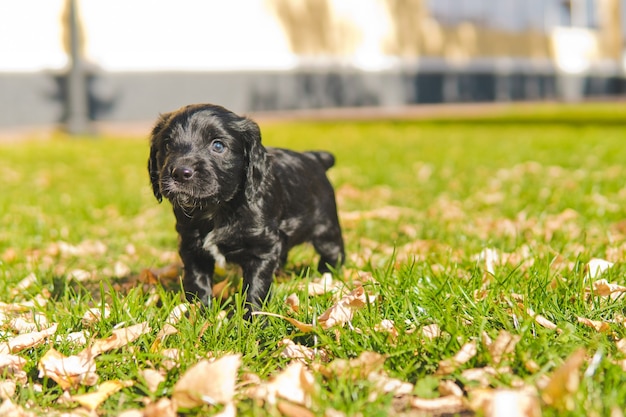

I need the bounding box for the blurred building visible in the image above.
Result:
[0,0,624,128]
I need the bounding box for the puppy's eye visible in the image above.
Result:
[211,140,226,153]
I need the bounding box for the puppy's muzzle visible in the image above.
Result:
[171,166,195,183]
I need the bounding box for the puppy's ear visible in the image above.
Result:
[148,112,172,203]
[240,117,270,204]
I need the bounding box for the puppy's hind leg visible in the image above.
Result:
[312,224,345,274]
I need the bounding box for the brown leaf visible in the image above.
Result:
[422,324,441,340]
[589,279,626,298]
[83,322,151,357]
[81,306,111,326]
[324,351,387,380]
[409,395,465,413]
[469,388,541,417]
[172,354,241,409]
[71,380,134,411]
[317,286,374,329]
[0,399,37,417]
[367,373,414,401]
[300,273,339,296]
[140,369,166,394]
[144,398,178,417]
[264,361,315,406]
[285,293,300,313]
[38,347,98,390]
[252,312,315,333]
[277,401,315,417]
[0,323,58,354]
[437,341,477,374]
[541,348,586,410]
[279,339,328,362]
[577,316,611,333]
[527,308,559,331]
[488,330,521,365]
[0,380,16,400]
[0,354,27,383]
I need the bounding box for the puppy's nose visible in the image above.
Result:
[171,166,194,182]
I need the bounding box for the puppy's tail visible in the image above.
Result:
[306,151,336,171]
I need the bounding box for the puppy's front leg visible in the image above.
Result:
[240,257,279,317]
[178,232,215,305]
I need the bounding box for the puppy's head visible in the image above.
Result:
[148,104,269,209]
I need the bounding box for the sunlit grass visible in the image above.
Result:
[1,103,626,416]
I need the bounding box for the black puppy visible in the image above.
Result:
[148,103,344,316]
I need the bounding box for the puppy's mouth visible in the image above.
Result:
[160,179,217,209]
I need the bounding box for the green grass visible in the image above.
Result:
[2,102,626,416]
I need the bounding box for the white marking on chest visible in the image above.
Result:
[202,231,227,270]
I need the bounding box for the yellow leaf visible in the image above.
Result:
[172,354,241,409]
[71,380,134,411]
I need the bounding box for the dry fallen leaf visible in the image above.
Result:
[470,388,541,417]
[71,380,134,411]
[285,293,300,313]
[279,339,328,362]
[140,368,166,394]
[277,401,315,417]
[367,372,414,401]
[38,347,98,390]
[300,273,339,296]
[81,306,111,326]
[10,273,37,297]
[143,397,178,417]
[541,348,586,411]
[409,395,465,413]
[577,316,611,333]
[84,322,151,357]
[0,354,27,383]
[586,258,614,278]
[437,341,478,374]
[422,323,441,340]
[0,399,36,417]
[488,330,521,365]
[589,279,626,298]
[374,319,398,343]
[317,286,375,329]
[0,323,58,354]
[527,308,559,331]
[0,380,16,400]
[172,354,241,409]
[258,361,315,406]
[476,247,501,276]
[323,351,387,380]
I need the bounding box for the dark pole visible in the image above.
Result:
[66,0,90,135]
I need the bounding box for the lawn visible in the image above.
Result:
[1,102,626,416]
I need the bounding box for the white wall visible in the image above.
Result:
[0,0,394,72]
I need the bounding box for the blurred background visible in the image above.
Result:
[1,0,625,131]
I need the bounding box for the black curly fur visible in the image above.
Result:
[148,103,344,317]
